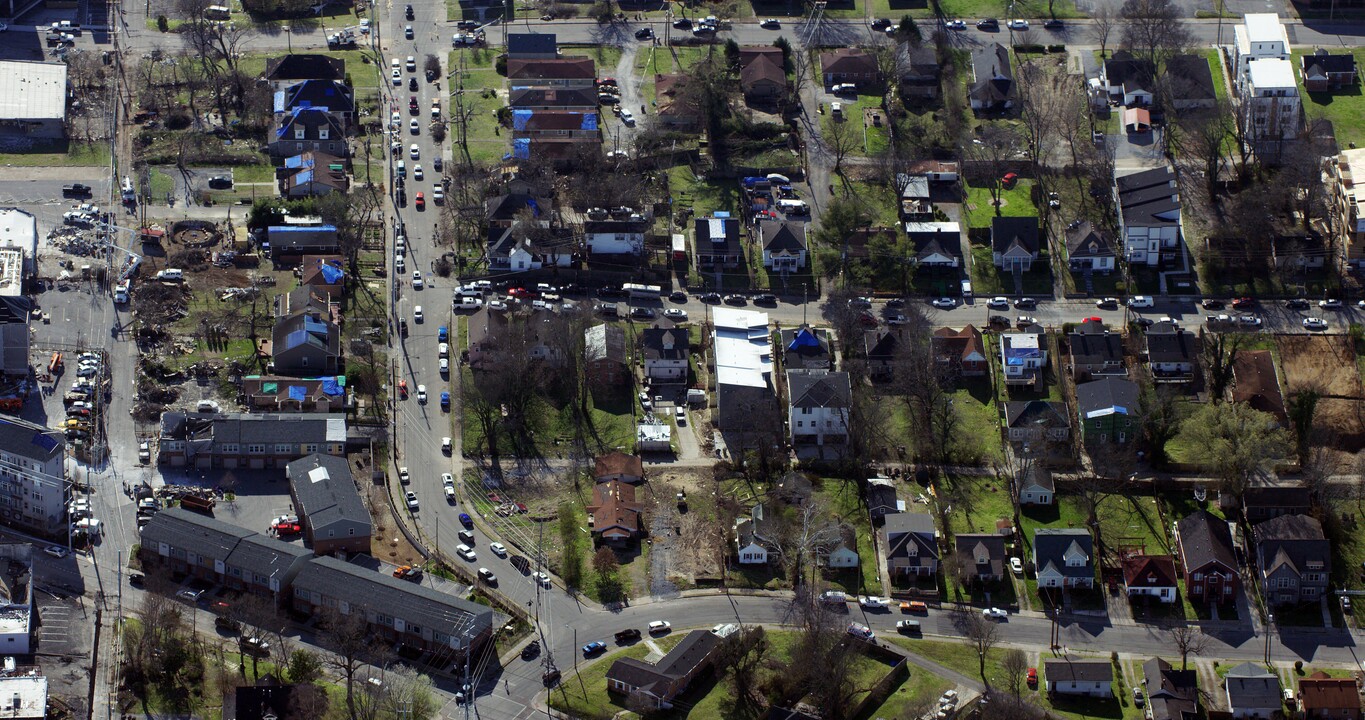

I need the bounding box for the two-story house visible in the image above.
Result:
[1122,554,1178,604]
[584,219,648,256]
[1146,321,1199,383]
[782,326,831,371]
[735,502,779,564]
[898,45,941,101]
[1299,673,1362,719]
[820,48,880,89]
[864,327,906,381]
[1004,401,1071,445]
[1075,377,1141,444]
[1000,327,1047,387]
[954,533,1007,585]
[760,221,808,272]
[1068,319,1127,380]
[1101,51,1155,106]
[271,308,341,377]
[932,325,988,379]
[786,369,850,450]
[269,108,348,159]
[506,57,596,88]
[1045,660,1112,697]
[695,215,744,269]
[1116,167,1182,268]
[584,323,628,387]
[1034,528,1094,589]
[1301,49,1358,91]
[156,412,348,469]
[1225,662,1281,719]
[885,512,938,578]
[285,453,371,556]
[969,43,1014,111]
[1176,511,1241,606]
[1064,221,1117,273]
[1143,658,1200,720]
[1254,513,1330,606]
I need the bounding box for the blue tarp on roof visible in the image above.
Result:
[321,378,344,396]
[526,198,540,217]
[581,114,598,131]
[512,138,531,159]
[287,385,307,401]
[284,328,312,350]
[787,328,820,350]
[317,260,343,284]
[273,90,287,113]
[742,177,768,186]
[303,317,329,336]
[283,154,306,169]
[295,169,314,185]
[512,109,533,131]
[31,432,58,452]
[268,224,338,234]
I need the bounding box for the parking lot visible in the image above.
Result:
[160,468,302,541]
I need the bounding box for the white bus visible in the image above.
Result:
[623,283,662,300]
[204,5,231,19]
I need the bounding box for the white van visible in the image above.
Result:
[776,199,809,215]
[1127,296,1154,308]
[831,102,843,118]
[155,269,184,282]
[113,280,130,304]
[961,279,973,298]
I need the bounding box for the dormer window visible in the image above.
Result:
[294,127,305,140]
[318,127,329,140]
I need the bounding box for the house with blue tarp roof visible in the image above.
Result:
[268,107,348,159]
[1000,325,1046,387]
[1075,377,1141,445]
[271,304,341,377]
[273,80,355,122]
[266,225,339,261]
[279,152,349,198]
[300,255,346,299]
[241,375,349,413]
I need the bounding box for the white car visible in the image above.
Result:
[442,437,452,453]
[820,590,849,604]
[412,271,424,290]
[1007,18,1029,29]
[456,544,477,561]
[43,545,68,559]
[438,342,450,358]
[390,111,401,128]
[410,119,420,134]
[439,358,449,374]
[931,297,957,309]
[533,571,551,586]
[858,595,889,609]
[391,69,402,85]
[648,620,672,633]
[490,542,507,556]
[405,491,419,510]
[416,385,427,403]
[487,300,508,311]
[946,19,966,29]
[413,164,423,180]
[1127,295,1154,308]
[410,144,420,159]
[1319,298,1344,309]
[1303,317,1329,330]
[663,308,687,320]
[1010,557,1024,575]
[405,55,416,72]
[398,467,411,484]
[442,473,455,489]
[413,306,423,322]
[433,188,445,204]
[986,296,1009,309]
[982,607,1008,619]
[619,109,635,126]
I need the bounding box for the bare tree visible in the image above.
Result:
[1091,5,1118,57]
[1173,100,1236,199]
[1169,625,1208,670]
[713,626,770,714]
[824,114,861,176]
[318,609,385,720]
[968,126,1025,216]
[382,667,439,720]
[1002,648,1030,699]
[953,608,1000,685]
[769,500,844,586]
[1119,0,1193,70]
[1201,330,1246,401]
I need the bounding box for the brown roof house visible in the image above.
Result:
[1175,511,1240,606]
[1121,554,1179,604]
[820,48,880,89]
[1299,672,1362,719]
[931,325,988,378]
[898,45,941,100]
[506,57,595,88]
[299,255,345,300]
[584,323,628,388]
[1142,658,1199,720]
[607,629,721,709]
[740,47,788,101]
[594,451,644,484]
[955,533,1007,584]
[585,480,645,545]
[654,74,702,130]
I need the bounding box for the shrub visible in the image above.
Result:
[156,14,168,31]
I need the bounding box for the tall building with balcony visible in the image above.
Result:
[0,416,65,539]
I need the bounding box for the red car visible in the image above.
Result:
[1027,667,1038,687]
[408,96,419,112]
[272,521,302,535]
[1231,297,1255,309]
[507,287,534,298]
[1001,172,1019,188]
[398,379,408,399]
[415,192,425,210]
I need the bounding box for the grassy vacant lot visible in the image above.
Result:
[449,50,506,166]
[963,179,1037,228]
[886,637,1007,686]
[1292,48,1365,148]
[816,479,885,595]
[670,165,742,217]
[0,141,110,167]
[841,179,901,229]
[1327,498,1365,625]
[460,373,636,459]
[1018,494,1171,559]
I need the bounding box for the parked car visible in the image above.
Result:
[477,567,497,584]
[1232,297,1257,309]
[648,620,671,634]
[1007,18,1029,29]
[1014,297,1037,309]
[1320,298,1344,309]
[976,17,999,28]
[931,297,956,309]
[1304,317,1329,330]
[405,492,419,510]
[987,296,1009,309]
[982,607,1008,619]
[1011,557,1024,574]
[1095,297,1118,309]
[858,595,889,609]
[896,620,921,634]
[1201,299,1225,310]
[1286,298,1310,310]
[846,622,874,640]
[582,641,607,656]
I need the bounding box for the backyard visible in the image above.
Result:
[1292,48,1365,149]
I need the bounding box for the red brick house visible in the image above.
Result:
[1175,511,1241,606]
[931,325,988,378]
[1299,672,1362,719]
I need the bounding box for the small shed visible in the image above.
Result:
[1123,107,1151,133]
[637,422,672,452]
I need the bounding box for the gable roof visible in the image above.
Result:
[1005,400,1070,431]
[265,54,345,83]
[1143,658,1199,720]
[1166,54,1217,101]
[273,107,346,143]
[594,451,643,481]
[1075,378,1141,419]
[607,630,720,697]
[300,255,345,287]
[508,86,597,108]
[905,222,963,262]
[278,79,354,115]
[641,327,688,362]
[741,53,788,88]
[885,512,938,561]
[0,413,63,463]
[970,43,1014,103]
[1302,50,1357,78]
[786,369,851,409]
[1232,350,1286,423]
[820,47,878,77]
[1255,514,1329,578]
[695,216,742,257]
[1122,554,1177,587]
[272,308,340,358]
[898,45,940,80]
[507,33,557,57]
[1177,511,1238,573]
[1069,320,1125,366]
[1225,663,1281,709]
[761,221,807,255]
[506,57,596,81]
[865,327,904,361]
[781,327,830,370]
[1020,464,1054,493]
[1145,325,1198,364]
[1033,528,1093,579]
[1103,50,1155,89]
[1045,659,1112,684]
[585,480,645,536]
[584,323,627,365]
[955,533,1006,578]
[286,452,369,529]
[991,216,1040,257]
[1064,221,1115,258]
[1299,672,1361,712]
[932,325,986,365]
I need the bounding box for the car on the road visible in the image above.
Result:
[207,175,233,189]
[722,294,746,306]
[634,27,653,39]
[886,314,908,325]
[412,271,423,290]
[1017,315,1037,327]
[533,571,552,586]
[1127,295,1154,308]
[62,184,91,198]
[900,600,928,613]
[870,17,891,29]
[846,622,874,640]
[896,620,921,633]
[440,392,450,411]
[1095,297,1118,309]
[615,628,641,642]
[1010,557,1024,575]
[663,308,687,320]
[43,545,68,558]
[409,143,420,160]
[456,20,479,29]
[398,467,411,484]
[459,512,473,527]
[1320,298,1344,309]
[413,306,424,322]
[477,567,497,584]
[672,18,690,28]
[1239,315,1263,327]
[648,620,672,634]
[1304,317,1329,330]
[456,544,476,561]
[489,542,507,556]
[410,118,420,134]
[630,306,655,319]
[987,296,1009,309]
[976,17,999,29]
[487,300,507,311]
[1286,298,1310,310]
[945,19,966,29]
[416,385,427,403]
[819,590,849,604]
[1007,18,1029,29]
[987,315,1010,328]
[404,24,413,38]
[760,18,780,28]
[619,109,635,126]
[847,296,873,308]
[405,3,413,17]
[931,297,956,309]
[405,492,419,510]
[1232,296,1256,309]
[1201,299,1225,310]
[392,69,402,85]
[409,77,418,91]
[582,641,607,656]
[699,292,722,304]
[753,293,777,305]
[177,588,205,602]
[1043,18,1064,28]
[441,437,452,454]
[858,595,889,609]
[1014,297,1037,309]
[521,640,540,660]
[982,607,1008,619]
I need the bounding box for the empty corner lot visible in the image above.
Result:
[1275,334,1365,450]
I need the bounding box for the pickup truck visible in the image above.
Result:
[62,184,91,198]
[613,628,641,643]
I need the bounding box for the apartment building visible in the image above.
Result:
[0,415,65,539]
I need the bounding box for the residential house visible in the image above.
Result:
[272,308,341,377]
[507,87,598,112]
[1143,658,1200,720]
[786,369,851,449]
[505,57,595,88]
[275,284,329,318]
[653,74,703,130]
[285,453,371,556]
[864,327,906,381]
[1254,513,1330,605]
[1241,57,1302,148]
[584,219,647,255]
[240,376,348,414]
[1233,349,1283,423]
[466,309,556,369]
[781,326,831,371]
[593,452,644,484]
[1068,319,1127,380]
[820,48,879,89]
[1334,148,1365,261]
[760,221,808,272]
[1165,54,1218,112]
[824,525,860,569]
[606,629,721,710]
[156,412,348,469]
[1145,321,1199,383]
[1044,660,1112,697]
[299,255,345,300]
[274,79,355,124]
[735,502,779,564]
[584,323,628,387]
[1271,232,1328,269]
[1033,528,1095,589]
[586,480,645,545]
[1004,401,1071,444]
[1116,167,1182,267]
[898,175,932,220]
[290,555,493,659]
[1064,221,1117,272]
[931,325,988,378]
[485,193,548,229]
[1298,672,1362,719]
[506,33,557,59]
[264,54,345,90]
[1225,662,1282,719]
[269,108,348,159]
[1176,511,1241,606]
[487,225,575,272]
[898,45,941,100]
[1233,13,1291,85]
[267,225,340,261]
[1301,49,1358,91]
[1000,328,1047,387]
[641,328,689,382]
[712,307,777,443]
[139,507,313,602]
[1101,51,1155,105]
[775,472,814,507]
[955,533,1007,584]
[0,415,65,538]
[1075,377,1140,444]
[1122,554,1178,603]
[867,476,901,520]
[1018,464,1054,506]
[739,48,788,102]
[905,222,963,267]
[903,159,960,183]
[884,512,938,578]
[509,109,599,141]
[695,215,744,269]
[1243,485,1311,523]
[969,43,1014,111]
[278,151,349,197]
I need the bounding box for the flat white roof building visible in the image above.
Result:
[1247,57,1298,91]
[1234,13,1292,84]
[711,307,777,440]
[0,672,46,720]
[0,62,67,140]
[0,210,35,280]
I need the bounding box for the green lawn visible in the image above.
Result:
[449,60,506,166]
[0,141,110,167]
[547,643,653,720]
[1327,498,1365,625]
[1292,48,1365,149]
[1201,49,1229,102]
[839,179,901,229]
[816,479,885,595]
[968,242,1054,297]
[1017,494,1171,565]
[963,179,1038,228]
[670,165,742,217]
[862,662,954,720]
[886,638,1009,686]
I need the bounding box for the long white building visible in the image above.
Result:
[711,307,776,443]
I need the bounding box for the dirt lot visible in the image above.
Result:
[1275,334,1365,450]
[647,467,724,594]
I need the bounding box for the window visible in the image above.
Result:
[1225,584,1233,594]
[294,127,305,140]
[318,127,329,140]
[1191,573,1203,582]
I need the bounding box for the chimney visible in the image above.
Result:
[662,332,674,351]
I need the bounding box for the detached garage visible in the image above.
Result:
[0,61,67,140]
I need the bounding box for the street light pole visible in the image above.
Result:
[1264,613,1274,663]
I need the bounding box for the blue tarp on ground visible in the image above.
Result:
[288,385,307,401]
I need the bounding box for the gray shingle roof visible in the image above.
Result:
[229,533,312,580]
[1116,167,1180,227]
[140,506,255,564]
[159,412,348,446]
[1033,528,1094,580]
[1225,663,1281,710]
[1075,378,1141,418]
[286,454,371,537]
[1045,659,1112,683]
[1176,511,1237,574]
[786,369,851,409]
[0,414,63,463]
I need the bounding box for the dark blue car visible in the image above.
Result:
[581,641,606,656]
[459,513,472,527]
[440,391,450,411]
